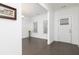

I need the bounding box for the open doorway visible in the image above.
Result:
[21,3,48,55]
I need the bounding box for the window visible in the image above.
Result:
[33,22,38,33]
[43,20,48,34]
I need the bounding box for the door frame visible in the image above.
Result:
[57,16,72,44]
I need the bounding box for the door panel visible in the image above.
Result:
[58,17,72,43]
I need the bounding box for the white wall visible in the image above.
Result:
[31,13,48,39]
[54,6,79,45]
[22,16,32,38]
[0,3,21,55]
[48,10,55,44]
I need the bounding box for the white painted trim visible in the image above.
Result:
[47,12,50,45]
[39,3,48,11]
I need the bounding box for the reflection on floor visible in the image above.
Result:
[22,37,47,55]
[22,37,79,55]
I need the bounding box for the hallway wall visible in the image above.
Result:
[48,11,55,44]
[0,3,21,55]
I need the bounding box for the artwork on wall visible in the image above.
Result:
[43,20,48,34]
[0,3,16,20]
[33,22,38,33]
[60,18,69,25]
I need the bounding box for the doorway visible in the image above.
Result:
[58,17,72,44]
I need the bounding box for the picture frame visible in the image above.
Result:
[0,3,16,20]
[60,18,69,25]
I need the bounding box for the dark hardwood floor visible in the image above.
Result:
[22,37,79,55]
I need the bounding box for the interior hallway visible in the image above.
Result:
[22,37,79,55]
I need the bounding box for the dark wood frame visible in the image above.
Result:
[0,3,16,20]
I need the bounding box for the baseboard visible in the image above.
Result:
[22,37,29,40]
[22,37,47,40]
[47,40,54,45]
[53,41,78,47]
[31,37,47,40]
[71,43,79,47]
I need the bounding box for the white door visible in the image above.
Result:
[58,17,72,43]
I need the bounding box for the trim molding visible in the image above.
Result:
[31,37,47,40]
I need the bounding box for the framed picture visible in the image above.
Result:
[43,20,48,34]
[60,18,69,25]
[0,3,16,20]
[33,22,38,33]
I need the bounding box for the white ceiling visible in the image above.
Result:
[44,3,79,11]
[22,3,79,17]
[22,3,47,17]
